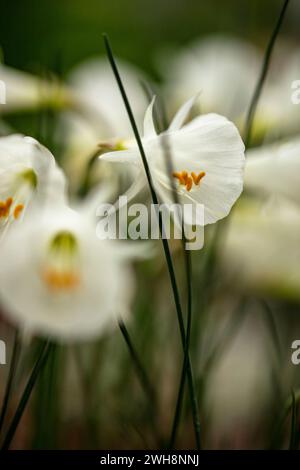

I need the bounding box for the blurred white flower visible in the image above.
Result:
[101,97,245,227]
[0,134,66,238]
[0,63,71,113]
[161,36,300,141]
[0,201,136,341]
[221,199,300,300]
[160,36,260,124]
[60,58,148,191]
[67,57,148,139]
[245,137,300,205]
[256,44,300,139]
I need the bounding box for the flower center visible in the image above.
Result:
[17,168,38,188]
[172,170,206,191]
[99,139,128,153]
[42,231,80,292]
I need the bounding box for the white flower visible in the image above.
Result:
[60,58,148,191]
[67,58,148,139]
[0,202,136,341]
[101,97,245,226]
[0,134,66,238]
[0,63,71,113]
[255,43,300,138]
[160,36,260,123]
[245,137,300,205]
[221,198,300,300]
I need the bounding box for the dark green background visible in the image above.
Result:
[0,0,296,78]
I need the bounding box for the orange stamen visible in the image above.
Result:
[43,270,80,291]
[0,197,14,219]
[13,204,24,220]
[186,176,193,191]
[172,171,206,191]
[191,171,206,185]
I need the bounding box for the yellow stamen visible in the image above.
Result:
[13,204,24,220]
[172,171,206,191]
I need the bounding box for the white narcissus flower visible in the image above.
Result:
[101,97,245,227]
[255,44,300,138]
[0,202,136,341]
[221,199,300,301]
[160,36,260,124]
[67,58,148,139]
[0,63,71,113]
[61,58,148,191]
[245,137,300,205]
[0,135,66,238]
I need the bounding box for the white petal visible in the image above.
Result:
[245,137,300,205]
[161,114,245,224]
[100,148,139,164]
[143,97,157,138]
[222,199,300,300]
[69,58,148,138]
[101,172,146,220]
[0,134,67,207]
[168,95,199,132]
[78,182,118,219]
[160,36,260,121]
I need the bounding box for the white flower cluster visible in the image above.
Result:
[4,32,300,341]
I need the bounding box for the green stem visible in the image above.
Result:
[1,340,52,450]
[73,346,99,448]
[159,135,197,449]
[244,0,290,147]
[0,331,21,435]
[289,390,297,450]
[103,34,201,449]
[118,320,162,446]
[119,320,156,404]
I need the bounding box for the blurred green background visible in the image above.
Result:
[0,0,296,78]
